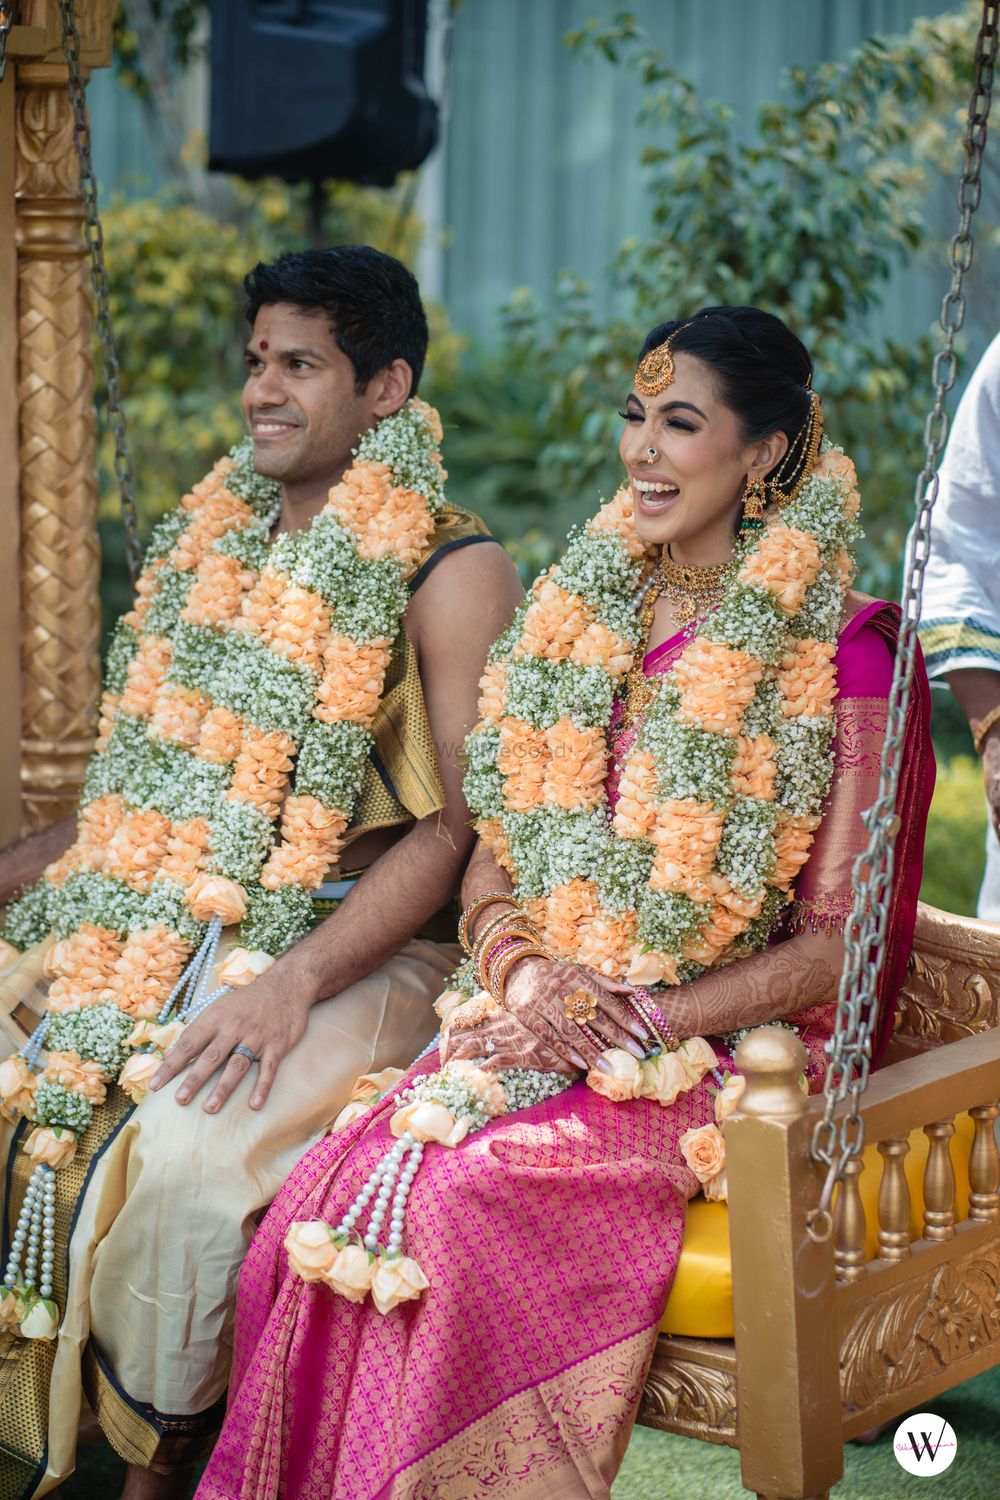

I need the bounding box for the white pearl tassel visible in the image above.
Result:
[335,1131,422,1257]
[3,1162,58,1310]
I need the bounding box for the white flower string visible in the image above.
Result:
[0,400,452,1339]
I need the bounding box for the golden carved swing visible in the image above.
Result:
[1,6,999,1499]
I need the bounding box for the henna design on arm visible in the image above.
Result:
[665,928,843,1039]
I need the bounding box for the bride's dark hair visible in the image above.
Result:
[638,306,813,458]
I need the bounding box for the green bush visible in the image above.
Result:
[490,6,977,593]
[920,755,986,917]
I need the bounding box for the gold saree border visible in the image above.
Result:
[384,1326,654,1499]
[81,1340,226,1474]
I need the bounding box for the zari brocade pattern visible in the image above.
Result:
[196,1072,717,1500]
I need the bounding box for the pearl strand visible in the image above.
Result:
[3,1163,57,1301]
[332,1131,417,1254]
[157,919,216,1025]
[386,1140,423,1257]
[18,1015,49,1071]
[176,916,223,1020]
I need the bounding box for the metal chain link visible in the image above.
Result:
[0,2,17,85]
[808,0,998,1239]
[59,0,143,585]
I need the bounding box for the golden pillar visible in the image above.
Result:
[0,0,111,837]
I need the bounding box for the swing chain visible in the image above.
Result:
[0,3,16,86]
[59,0,143,586]
[808,0,998,1233]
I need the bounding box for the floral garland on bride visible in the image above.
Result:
[463,442,862,987]
[283,442,863,1318]
[0,399,449,1338]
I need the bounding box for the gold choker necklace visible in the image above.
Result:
[660,551,735,626]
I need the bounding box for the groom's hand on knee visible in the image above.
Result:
[148,979,310,1113]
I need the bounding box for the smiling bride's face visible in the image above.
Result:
[618,352,787,561]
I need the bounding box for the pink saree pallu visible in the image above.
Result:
[196,1066,717,1500]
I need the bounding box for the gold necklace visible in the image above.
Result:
[618,551,736,731]
[620,568,665,730]
[660,551,735,627]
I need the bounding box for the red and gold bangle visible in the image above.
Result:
[478,929,544,993]
[473,918,543,989]
[627,985,678,1052]
[458,891,520,956]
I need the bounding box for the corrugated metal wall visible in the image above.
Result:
[86,1,995,357]
[440,0,994,352]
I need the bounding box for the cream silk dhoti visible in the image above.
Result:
[0,930,454,1498]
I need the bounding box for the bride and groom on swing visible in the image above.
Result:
[0,244,933,1499]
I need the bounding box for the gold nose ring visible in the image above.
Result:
[646,447,658,463]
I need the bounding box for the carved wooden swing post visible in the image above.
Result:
[0,0,111,840]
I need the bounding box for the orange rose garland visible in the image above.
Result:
[463,439,862,996]
[0,401,452,1335]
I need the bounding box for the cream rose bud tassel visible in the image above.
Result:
[285,1061,576,1313]
[283,1128,428,1316]
[586,1035,718,1106]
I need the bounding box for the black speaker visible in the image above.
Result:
[209,0,439,186]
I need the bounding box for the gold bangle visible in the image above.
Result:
[458,892,520,955]
[973,703,1000,756]
[488,941,550,1004]
[473,906,536,966]
[474,922,543,991]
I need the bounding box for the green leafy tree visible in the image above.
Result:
[499,6,980,596]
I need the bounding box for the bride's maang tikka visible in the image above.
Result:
[634,329,680,396]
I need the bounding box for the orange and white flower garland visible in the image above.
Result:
[0,400,449,1338]
[289,446,862,1314]
[464,446,861,989]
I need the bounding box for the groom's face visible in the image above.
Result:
[242,302,374,489]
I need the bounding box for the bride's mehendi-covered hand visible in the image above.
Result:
[498,956,649,1071]
[441,1008,574,1076]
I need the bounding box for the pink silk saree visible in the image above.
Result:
[197,597,934,1500]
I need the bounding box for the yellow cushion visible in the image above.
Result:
[660,1112,974,1339]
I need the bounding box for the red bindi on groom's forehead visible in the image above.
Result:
[259,340,269,350]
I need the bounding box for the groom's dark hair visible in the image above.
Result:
[244,246,429,396]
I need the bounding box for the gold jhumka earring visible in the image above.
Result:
[743,476,767,521]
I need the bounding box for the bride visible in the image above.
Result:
[197,306,934,1499]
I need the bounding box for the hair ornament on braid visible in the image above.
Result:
[770,390,824,508]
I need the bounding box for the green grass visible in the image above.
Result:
[919,754,987,916]
[614,1363,1000,1497]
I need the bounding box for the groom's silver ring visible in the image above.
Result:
[231,1044,260,1065]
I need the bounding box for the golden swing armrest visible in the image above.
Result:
[888,901,1000,1060]
[724,1026,1000,1499]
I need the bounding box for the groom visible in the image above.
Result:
[0,246,521,1499]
